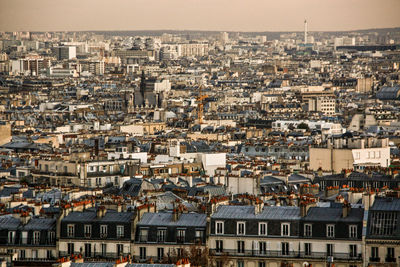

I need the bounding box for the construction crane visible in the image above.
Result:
[197,84,208,124]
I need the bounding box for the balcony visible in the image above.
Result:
[59,251,129,260]
[176,236,185,244]
[385,257,396,263]
[209,249,363,261]
[15,257,57,262]
[369,257,380,262]
[4,238,56,247]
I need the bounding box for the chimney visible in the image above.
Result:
[362,192,375,211]
[300,199,317,217]
[285,173,290,185]
[21,214,31,225]
[172,203,182,222]
[97,206,106,218]
[254,200,264,215]
[342,201,351,218]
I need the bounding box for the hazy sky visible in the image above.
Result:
[0,0,399,32]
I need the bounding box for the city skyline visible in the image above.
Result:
[0,0,400,32]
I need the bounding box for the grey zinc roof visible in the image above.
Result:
[0,215,20,230]
[304,207,364,223]
[127,265,174,267]
[63,210,133,223]
[23,218,56,230]
[211,205,300,220]
[71,263,113,267]
[138,212,206,227]
[370,198,400,211]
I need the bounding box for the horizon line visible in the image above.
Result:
[2,26,400,34]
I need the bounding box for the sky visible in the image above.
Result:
[0,0,399,32]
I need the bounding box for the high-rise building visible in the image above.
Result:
[304,19,308,44]
[55,46,76,60]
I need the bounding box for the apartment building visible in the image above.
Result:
[365,198,400,267]
[58,207,133,260]
[134,209,207,263]
[209,202,364,267]
[310,138,390,173]
[31,158,140,188]
[0,215,57,264]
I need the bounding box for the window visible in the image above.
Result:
[349,244,357,258]
[371,247,379,260]
[326,224,335,238]
[117,244,124,256]
[281,242,289,256]
[216,221,224,234]
[21,231,27,244]
[101,243,107,256]
[259,222,267,236]
[116,225,124,238]
[177,248,183,257]
[100,225,107,238]
[157,247,164,261]
[237,261,244,267]
[32,250,38,259]
[327,244,334,256]
[177,229,185,243]
[84,225,92,238]
[139,228,148,242]
[19,250,25,259]
[387,247,395,262]
[139,247,146,260]
[157,229,166,242]
[48,231,55,244]
[349,225,357,238]
[370,212,398,236]
[259,241,267,255]
[47,250,53,259]
[281,223,290,236]
[237,222,245,235]
[195,230,204,243]
[237,240,245,253]
[33,231,40,245]
[304,224,312,237]
[67,224,75,237]
[67,243,74,255]
[216,240,223,253]
[85,243,91,257]
[259,262,266,267]
[8,231,15,244]
[305,243,312,256]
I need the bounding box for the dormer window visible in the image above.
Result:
[281,223,290,236]
[216,221,224,235]
[67,224,75,238]
[327,224,335,238]
[237,222,245,235]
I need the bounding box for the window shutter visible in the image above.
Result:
[254,240,259,251]
[357,244,361,255]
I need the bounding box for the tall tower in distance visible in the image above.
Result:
[304,19,308,44]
